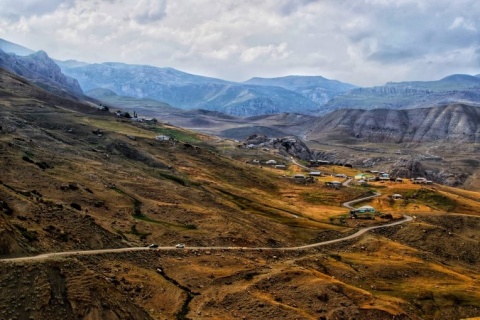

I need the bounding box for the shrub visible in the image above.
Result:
[70,203,82,210]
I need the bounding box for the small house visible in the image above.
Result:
[293,174,306,179]
[358,179,367,185]
[355,173,369,180]
[392,194,403,200]
[325,180,342,188]
[274,164,286,169]
[413,177,427,184]
[395,178,403,183]
[265,160,277,165]
[350,205,376,218]
[155,135,170,141]
[356,205,375,213]
[334,173,347,178]
[309,171,321,176]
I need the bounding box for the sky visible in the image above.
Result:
[1,0,479,86]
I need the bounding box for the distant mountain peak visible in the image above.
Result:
[0,48,84,96]
[439,74,480,83]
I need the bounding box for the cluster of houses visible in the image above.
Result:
[113,110,158,124]
[252,159,288,169]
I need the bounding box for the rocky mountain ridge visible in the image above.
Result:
[306,103,480,143]
[0,49,83,97]
[244,75,357,106]
[322,74,480,114]
[62,62,324,116]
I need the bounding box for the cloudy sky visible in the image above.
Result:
[1,0,479,86]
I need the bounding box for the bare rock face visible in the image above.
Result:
[390,157,468,186]
[389,158,426,179]
[307,104,480,143]
[243,134,312,160]
[0,49,83,96]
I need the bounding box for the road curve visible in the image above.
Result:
[342,192,381,209]
[1,165,413,263]
[0,215,412,262]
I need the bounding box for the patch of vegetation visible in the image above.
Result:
[21,154,52,170]
[128,224,151,240]
[329,254,342,261]
[150,126,201,144]
[244,272,259,280]
[22,155,34,163]
[70,203,82,210]
[403,188,457,212]
[132,198,143,217]
[14,224,38,242]
[157,172,188,186]
[0,200,14,215]
[1,183,43,199]
[110,187,197,229]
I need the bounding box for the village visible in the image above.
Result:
[245,153,438,225]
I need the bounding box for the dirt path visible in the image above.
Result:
[0,215,411,262]
[1,163,413,263]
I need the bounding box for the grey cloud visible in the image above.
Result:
[130,0,167,24]
[0,0,74,21]
[278,0,318,16]
[368,46,420,63]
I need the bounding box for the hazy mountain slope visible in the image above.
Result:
[0,49,84,97]
[306,104,480,143]
[55,59,90,71]
[86,87,180,117]
[244,75,357,105]
[0,38,35,56]
[63,62,319,116]
[322,74,480,114]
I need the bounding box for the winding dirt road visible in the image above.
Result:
[0,215,412,262]
[0,162,413,263]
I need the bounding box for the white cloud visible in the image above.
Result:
[0,0,479,86]
[449,17,477,31]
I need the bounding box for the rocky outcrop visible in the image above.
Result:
[243,134,312,160]
[306,104,480,143]
[0,49,83,97]
[390,157,468,186]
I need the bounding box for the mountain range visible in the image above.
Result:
[2,37,480,119]
[322,74,480,114]
[2,36,480,145]
[62,62,344,116]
